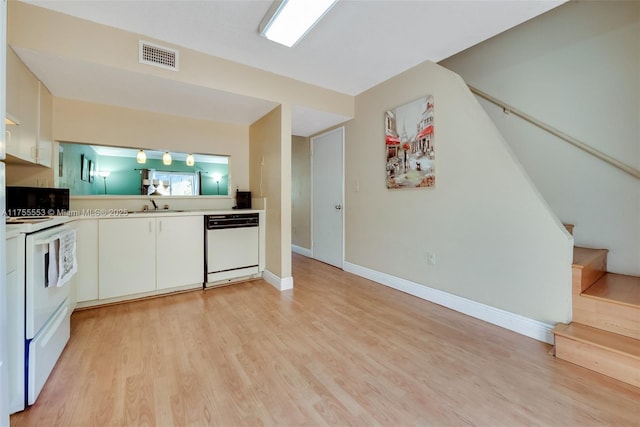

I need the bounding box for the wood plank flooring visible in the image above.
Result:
[11,254,640,426]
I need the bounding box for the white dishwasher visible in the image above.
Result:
[204,213,259,286]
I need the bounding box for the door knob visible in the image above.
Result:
[335,204,342,210]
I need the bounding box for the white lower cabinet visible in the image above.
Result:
[98,216,203,300]
[99,217,156,300]
[156,216,204,290]
[71,219,99,303]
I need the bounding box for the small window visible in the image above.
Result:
[149,171,199,196]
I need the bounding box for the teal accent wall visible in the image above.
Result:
[60,143,229,196]
[96,155,144,195]
[58,143,102,195]
[200,168,229,196]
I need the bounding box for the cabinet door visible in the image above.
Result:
[5,48,38,163]
[98,218,156,299]
[72,220,99,303]
[36,82,52,167]
[156,216,204,290]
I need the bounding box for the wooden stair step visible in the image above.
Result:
[553,323,640,388]
[574,272,640,339]
[554,323,640,358]
[572,246,608,294]
[572,246,608,268]
[583,273,640,308]
[563,223,574,236]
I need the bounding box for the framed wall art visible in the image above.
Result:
[89,159,95,183]
[58,147,64,177]
[385,95,435,189]
[80,154,89,181]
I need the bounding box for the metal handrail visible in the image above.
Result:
[469,85,640,180]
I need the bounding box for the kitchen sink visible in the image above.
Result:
[129,209,186,214]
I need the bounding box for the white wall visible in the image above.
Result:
[345,61,573,324]
[441,1,640,276]
[249,105,293,288]
[291,135,311,250]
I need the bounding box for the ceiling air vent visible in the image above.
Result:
[139,40,179,71]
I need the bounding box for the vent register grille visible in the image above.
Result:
[138,41,179,71]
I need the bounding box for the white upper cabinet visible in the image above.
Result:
[5,48,52,167]
[36,82,52,167]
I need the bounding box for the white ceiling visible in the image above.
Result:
[18,0,565,136]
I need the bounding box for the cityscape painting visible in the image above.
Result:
[385,95,435,189]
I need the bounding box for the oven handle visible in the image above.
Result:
[34,234,62,247]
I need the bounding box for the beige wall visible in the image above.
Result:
[291,136,311,249]
[250,106,292,281]
[53,98,250,191]
[6,161,55,187]
[440,1,640,276]
[345,61,573,324]
[8,1,353,119]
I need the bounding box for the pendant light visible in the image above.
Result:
[162,151,172,165]
[136,149,147,164]
[185,153,195,166]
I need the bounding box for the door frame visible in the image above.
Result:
[310,126,345,268]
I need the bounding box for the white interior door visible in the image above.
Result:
[312,127,344,268]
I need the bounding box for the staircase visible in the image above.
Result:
[553,226,640,388]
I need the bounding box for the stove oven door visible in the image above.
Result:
[27,302,70,405]
[24,224,73,405]
[24,225,72,339]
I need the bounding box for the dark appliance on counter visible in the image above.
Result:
[234,190,251,209]
[6,186,70,216]
[204,213,259,286]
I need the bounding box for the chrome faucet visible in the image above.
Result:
[150,198,158,210]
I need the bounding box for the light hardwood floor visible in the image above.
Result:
[11,254,640,426]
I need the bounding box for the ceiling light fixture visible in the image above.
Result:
[136,149,147,164]
[259,0,338,48]
[185,153,195,166]
[162,151,172,166]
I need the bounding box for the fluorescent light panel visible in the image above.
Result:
[260,0,338,47]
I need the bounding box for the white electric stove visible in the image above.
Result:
[6,215,74,413]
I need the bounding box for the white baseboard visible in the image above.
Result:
[262,269,294,291]
[291,244,312,258]
[343,262,554,344]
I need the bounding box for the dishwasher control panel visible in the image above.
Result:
[205,213,258,229]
